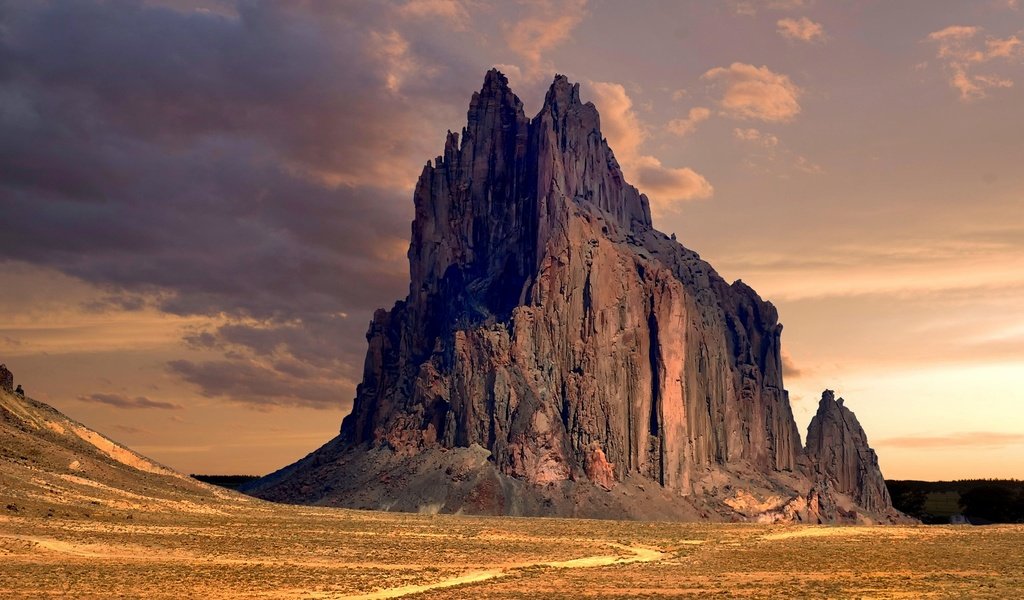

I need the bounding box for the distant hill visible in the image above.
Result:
[0,385,252,521]
[886,479,1024,524]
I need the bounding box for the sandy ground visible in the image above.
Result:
[1,504,1022,599]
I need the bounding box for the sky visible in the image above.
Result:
[1,0,1022,480]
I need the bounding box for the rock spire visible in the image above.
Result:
[805,390,893,514]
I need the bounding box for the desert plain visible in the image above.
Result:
[1,389,1023,598]
[2,500,1023,599]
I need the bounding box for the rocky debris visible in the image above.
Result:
[15,384,24,398]
[805,390,894,516]
[246,70,901,523]
[584,443,616,491]
[0,363,13,394]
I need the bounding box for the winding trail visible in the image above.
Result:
[331,543,667,600]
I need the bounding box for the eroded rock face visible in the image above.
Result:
[246,70,901,523]
[805,390,893,514]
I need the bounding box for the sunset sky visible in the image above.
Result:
[1,0,1022,479]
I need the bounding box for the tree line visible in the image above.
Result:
[886,479,1024,524]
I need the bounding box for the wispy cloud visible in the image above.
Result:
[876,431,1024,448]
[77,393,182,410]
[732,128,822,175]
[396,0,472,30]
[777,17,826,43]
[926,25,1023,100]
[715,232,1024,301]
[731,0,812,16]
[733,127,779,148]
[794,155,823,174]
[667,107,711,136]
[503,0,587,76]
[112,424,153,435]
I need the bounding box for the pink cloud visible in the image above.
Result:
[586,82,712,211]
[733,127,779,148]
[667,107,712,136]
[777,17,826,43]
[702,63,802,122]
[503,0,588,75]
[927,25,1024,101]
[396,0,472,30]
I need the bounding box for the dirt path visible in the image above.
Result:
[1,533,668,599]
[331,543,667,600]
[3,535,113,559]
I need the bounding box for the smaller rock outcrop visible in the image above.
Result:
[0,363,13,394]
[805,390,892,515]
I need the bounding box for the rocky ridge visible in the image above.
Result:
[245,70,906,523]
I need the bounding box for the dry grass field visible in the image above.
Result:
[2,389,1021,598]
[2,503,1022,599]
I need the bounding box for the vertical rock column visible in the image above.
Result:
[805,390,893,513]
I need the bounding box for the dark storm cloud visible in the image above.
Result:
[0,1,478,408]
[81,293,150,313]
[176,315,370,410]
[167,357,345,410]
[77,392,182,410]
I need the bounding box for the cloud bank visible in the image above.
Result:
[0,1,478,410]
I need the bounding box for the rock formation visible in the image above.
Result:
[0,363,13,394]
[805,390,893,515]
[244,70,904,523]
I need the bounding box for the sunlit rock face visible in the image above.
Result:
[246,70,904,523]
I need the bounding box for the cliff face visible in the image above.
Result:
[246,71,901,523]
[805,390,893,515]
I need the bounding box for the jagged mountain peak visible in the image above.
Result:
[470,69,524,112]
[482,66,510,88]
[820,388,841,405]
[543,73,587,112]
[248,70,903,524]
